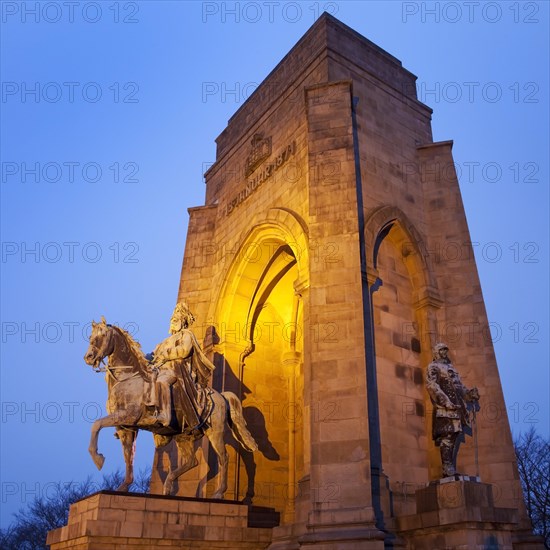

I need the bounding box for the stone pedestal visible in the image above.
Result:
[396,480,521,549]
[47,491,278,549]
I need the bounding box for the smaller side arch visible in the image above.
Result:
[364,205,445,494]
[365,205,441,308]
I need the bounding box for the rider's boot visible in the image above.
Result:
[153,383,172,427]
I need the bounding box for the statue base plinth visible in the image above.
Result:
[435,473,481,484]
[417,477,492,513]
[47,490,279,549]
[395,480,543,549]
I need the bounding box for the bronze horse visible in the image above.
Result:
[83,317,257,498]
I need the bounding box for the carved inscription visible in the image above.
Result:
[224,140,296,216]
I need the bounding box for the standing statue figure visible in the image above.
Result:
[147,301,214,431]
[426,343,480,477]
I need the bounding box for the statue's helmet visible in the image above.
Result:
[171,301,196,329]
[432,342,449,360]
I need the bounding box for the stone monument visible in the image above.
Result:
[49,13,542,550]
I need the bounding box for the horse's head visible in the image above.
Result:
[84,316,115,371]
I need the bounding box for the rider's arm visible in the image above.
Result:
[426,364,455,409]
[152,336,188,363]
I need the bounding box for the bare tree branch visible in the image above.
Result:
[0,468,151,550]
[514,426,550,549]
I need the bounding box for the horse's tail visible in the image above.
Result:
[221,392,258,452]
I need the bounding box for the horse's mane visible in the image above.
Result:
[110,324,148,368]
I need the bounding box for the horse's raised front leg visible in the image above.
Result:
[88,414,123,470]
[207,429,229,499]
[116,428,137,491]
[163,436,197,496]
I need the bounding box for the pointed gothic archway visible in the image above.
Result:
[364,206,443,517]
[209,208,310,521]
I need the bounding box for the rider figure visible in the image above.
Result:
[148,301,214,430]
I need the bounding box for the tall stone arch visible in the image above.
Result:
[363,205,443,514]
[210,207,310,520]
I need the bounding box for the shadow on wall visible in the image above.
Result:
[154,328,281,501]
[209,350,280,503]
[206,325,280,502]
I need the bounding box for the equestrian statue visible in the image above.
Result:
[83,301,257,498]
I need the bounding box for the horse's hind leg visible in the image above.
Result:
[116,428,137,491]
[163,437,197,496]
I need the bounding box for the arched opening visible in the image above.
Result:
[364,206,442,516]
[372,223,428,515]
[211,214,308,522]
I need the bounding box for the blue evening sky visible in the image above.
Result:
[1,0,548,527]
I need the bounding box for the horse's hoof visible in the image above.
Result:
[211,492,224,499]
[163,481,173,496]
[94,454,105,470]
[116,483,129,492]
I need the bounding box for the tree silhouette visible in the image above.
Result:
[514,427,550,549]
[0,468,150,550]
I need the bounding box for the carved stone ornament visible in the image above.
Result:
[244,133,272,176]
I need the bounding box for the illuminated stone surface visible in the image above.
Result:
[46,491,276,549]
